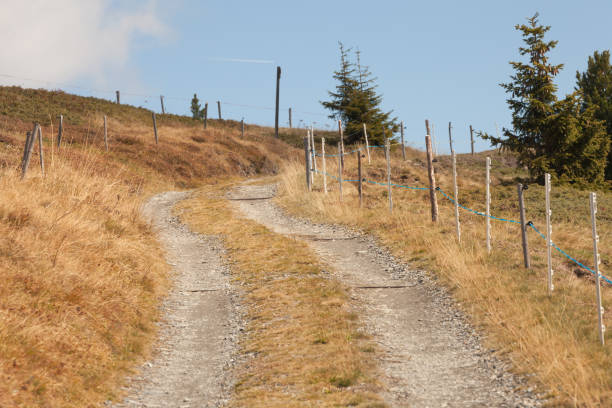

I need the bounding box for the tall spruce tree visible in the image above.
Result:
[190,93,202,120]
[321,43,397,145]
[576,50,612,179]
[482,14,609,184]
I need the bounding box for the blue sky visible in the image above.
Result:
[2,1,612,154]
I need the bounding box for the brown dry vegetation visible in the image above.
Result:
[0,87,293,407]
[278,145,612,407]
[178,184,385,407]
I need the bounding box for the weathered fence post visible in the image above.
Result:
[452,150,461,242]
[590,192,605,345]
[400,120,406,161]
[204,103,208,129]
[104,115,109,152]
[116,90,120,104]
[470,125,475,156]
[22,123,39,179]
[517,183,530,268]
[337,142,343,202]
[217,101,222,120]
[358,149,363,208]
[21,131,32,170]
[37,126,44,176]
[486,157,491,252]
[57,114,64,148]
[448,121,453,152]
[363,123,371,164]
[338,120,344,167]
[152,112,158,145]
[241,119,245,138]
[275,66,281,139]
[385,136,393,213]
[160,95,165,114]
[304,136,311,191]
[322,137,327,194]
[289,107,292,128]
[425,120,438,222]
[545,173,553,294]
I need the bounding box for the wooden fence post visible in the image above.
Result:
[452,151,461,242]
[337,142,343,202]
[304,136,311,191]
[160,95,165,114]
[385,136,393,213]
[470,125,475,156]
[545,173,553,294]
[322,137,327,194]
[204,103,208,129]
[425,120,438,222]
[448,121,453,152]
[152,112,158,145]
[358,149,363,208]
[338,120,344,167]
[275,66,281,139]
[400,120,406,161]
[21,131,32,170]
[310,127,317,172]
[37,126,44,176]
[517,183,530,268]
[486,157,491,252]
[590,192,605,345]
[289,107,292,128]
[363,123,371,164]
[241,119,245,138]
[104,115,109,152]
[57,114,64,149]
[116,90,120,104]
[22,123,39,179]
[217,101,222,120]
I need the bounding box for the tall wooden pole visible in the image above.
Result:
[590,192,605,345]
[400,120,406,161]
[470,125,475,156]
[545,173,553,294]
[517,183,530,268]
[425,120,438,222]
[160,95,165,114]
[289,107,292,128]
[217,101,222,120]
[275,66,281,139]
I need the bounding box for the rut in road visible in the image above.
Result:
[229,183,543,408]
[113,191,241,408]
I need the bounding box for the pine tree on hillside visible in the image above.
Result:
[321,43,397,145]
[191,94,202,120]
[576,50,612,179]
[481,13,609,184]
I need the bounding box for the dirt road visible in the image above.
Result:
[113,192,241,408]
[229,183,543,408]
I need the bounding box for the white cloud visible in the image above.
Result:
[0,0,169,89]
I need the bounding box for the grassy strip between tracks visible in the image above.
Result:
[178,184,386,408]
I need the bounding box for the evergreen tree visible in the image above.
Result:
[321,43,397,145]
[190,93,202,120]
[576,50,612,179]
[481,14,609,184]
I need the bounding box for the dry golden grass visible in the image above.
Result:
[278,146,612,407]
[0,97,291,405]
[178,185,386,408]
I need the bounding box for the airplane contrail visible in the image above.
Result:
[209,57,275,64]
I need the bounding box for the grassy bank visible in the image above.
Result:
[178,184,385,407]
[277,146,611,407]
[0,87,292,406]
